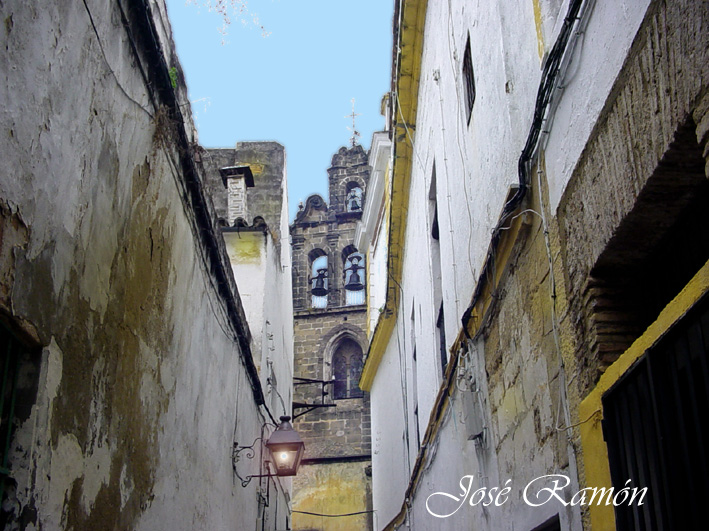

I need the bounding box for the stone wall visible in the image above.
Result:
[327,145,370,214]
[203,142,287,231]
[290,145,373,530]
[293,309,370,458]
[556,0,709,397]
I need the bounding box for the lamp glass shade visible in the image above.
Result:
[265,416,305,477]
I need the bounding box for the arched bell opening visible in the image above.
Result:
[309,249,328,308]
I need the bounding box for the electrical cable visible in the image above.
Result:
[292,510,375,518]
[394,89,427,174]
[435,84,463,315]
[267,376,289,418]
[82,0,154,117]
[461,0,586,338]
[445,0,479,282]
[395,293,413,481]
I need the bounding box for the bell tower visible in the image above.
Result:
[289,144,373,530]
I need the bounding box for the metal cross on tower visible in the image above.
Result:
[346,98,361,148]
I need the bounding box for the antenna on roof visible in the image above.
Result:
[346,98,361,148]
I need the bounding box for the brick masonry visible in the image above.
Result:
[203,142,287,243]
[445,2,709,527]
[293,308,371,457]
[556,0,709,396]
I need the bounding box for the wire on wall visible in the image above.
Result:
[292,510,376,518]
[81,0,154,118]
[117,0,266,405]
[382,1,594,528]
[461,0,587,337]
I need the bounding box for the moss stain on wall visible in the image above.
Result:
[9,156,179,528]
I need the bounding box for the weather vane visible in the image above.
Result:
[346,98,361,148]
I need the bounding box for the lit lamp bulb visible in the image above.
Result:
[265,416,305,477]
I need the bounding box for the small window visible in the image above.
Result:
[346,182,363,212]
[429,164,440,240]
[332,338,364,399]
[463,34,475,124]
[310,252,328,309]
[413,348,421,450]
[431,205,440,241]
[1,321,40,496]
[437,304,447,374]
[0,326,22,480]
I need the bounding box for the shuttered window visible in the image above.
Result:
[602,295,709,530]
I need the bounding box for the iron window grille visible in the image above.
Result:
[602,294,709,530]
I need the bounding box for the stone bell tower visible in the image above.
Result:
[289,144,373,530]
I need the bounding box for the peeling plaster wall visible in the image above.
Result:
[0,1,288,529]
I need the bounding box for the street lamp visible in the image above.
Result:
[266,416,305,477]
[232,415,305,486]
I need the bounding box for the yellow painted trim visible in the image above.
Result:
[381,192,530,531]
[360,0,428,391]
[464,208,528,339]
[532,0,545,60]
[366,248,371,337]
[579,259,709,530]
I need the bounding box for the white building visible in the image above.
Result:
[360,0,709,530]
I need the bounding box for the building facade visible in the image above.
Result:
[359,0,709,530]
[202,141,295,425]
[0,2,293,529]
[290,145,373,530]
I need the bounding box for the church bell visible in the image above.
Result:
[344,257,365,291]
[311,268,328,297]
[347,189,362,211]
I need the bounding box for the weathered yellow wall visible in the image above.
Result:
[292,461,372,531]
[225,231,264,264]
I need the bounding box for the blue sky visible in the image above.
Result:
[165,0,394,220]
